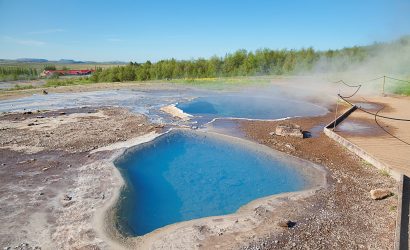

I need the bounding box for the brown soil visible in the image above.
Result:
[235,112,397,249]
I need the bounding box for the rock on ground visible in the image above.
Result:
[274,124,303,138]
[238,113,397,250]
[370,189,392,200]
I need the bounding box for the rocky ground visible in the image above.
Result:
[235,111,397,249]
[0,103,399,250]
[0,107,160,249]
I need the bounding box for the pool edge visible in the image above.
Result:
[100,128,328,249]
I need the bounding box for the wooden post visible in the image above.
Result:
[382,75,386,96]
[333,93,340,131]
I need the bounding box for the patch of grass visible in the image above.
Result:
[379,168,390,177]
[11,84,36,90]
[386,78,410,96]
[393,83,410,96]
[44,77,92,87]
[361,160,373,169]
[171,76,272,90]
[389,205,397,212]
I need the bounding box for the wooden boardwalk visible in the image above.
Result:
[335,96,410,176]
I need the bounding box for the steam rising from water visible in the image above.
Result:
[244,37,410,106]
[311,37,410,97]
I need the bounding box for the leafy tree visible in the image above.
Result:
[43,65,56,70]
[84,36,410,83]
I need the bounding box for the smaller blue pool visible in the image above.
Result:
[176,95,327,120]
[115,131,312,236]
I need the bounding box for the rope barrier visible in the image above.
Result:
[338,94,410,121]
[374,107,410,146]
[334,75,410,146]
[335,75,410,121]
[333,76,384,86]
[337,80,362,98]
[333,90,340,131]
[385,76,410,84]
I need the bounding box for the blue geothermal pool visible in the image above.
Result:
[176,95,327,119]
[115,130,311,236]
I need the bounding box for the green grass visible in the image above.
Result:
[360,160,373,169]
[0,62,123,82]
[170,76,274,90]
[44,77,93,87]
[393,83,410,96]
[0,75,39,81]
[11,84,36,90]
[379,168,390,177]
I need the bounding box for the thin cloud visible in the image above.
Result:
[28,29,64,35]
[17,39,46,46]
[107,38,123,42]
[3,36,46,46]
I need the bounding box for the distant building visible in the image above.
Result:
[41,69,95,77]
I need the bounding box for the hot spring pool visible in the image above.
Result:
[176,95,327,119]
[115,130,314,236]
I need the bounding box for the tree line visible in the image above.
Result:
[90,36,410,83]
[2,36,408,83]
[0,64,67,81]
[0,66,39,81]
[89,46,372,83]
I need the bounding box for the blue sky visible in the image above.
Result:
[0,0,409,62]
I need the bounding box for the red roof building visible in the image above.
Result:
[41,69,95,77]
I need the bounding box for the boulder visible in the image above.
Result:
[275,124,303,138]
[370,189,392,200]
[285,143,296,151]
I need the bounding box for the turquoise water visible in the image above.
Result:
[115,131,309,236]
[176,95,327,119]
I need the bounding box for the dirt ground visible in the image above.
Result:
[235,111,397,249]
[0,101,399,250]
[0,107,160,249]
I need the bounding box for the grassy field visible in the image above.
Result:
[386,77,410,96]
[2,75,276,91]
[166,76,274,90]
[0,75,281,101]
[11,84,38,90]
[2,74,409,99]
[393,83,410,95]
[0,62,125,81]
[43,77,94,87]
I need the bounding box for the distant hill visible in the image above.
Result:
[58,59,86,64]
[0,58,127,65]
[102,61,129,65]
[15,58,49,63]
